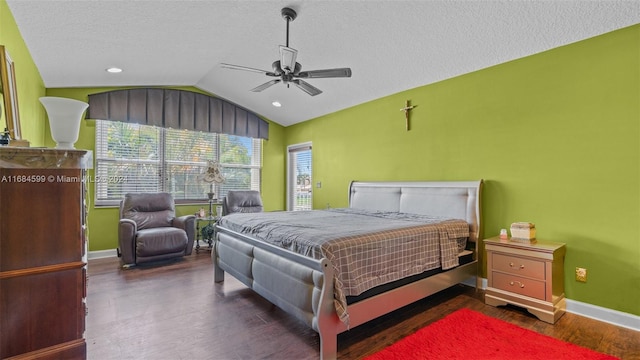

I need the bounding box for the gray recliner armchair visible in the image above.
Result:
[118,192,195,268]
[222,190,264,215]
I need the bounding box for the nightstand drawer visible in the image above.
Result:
[492,272,546,300]
[492,253,545,280]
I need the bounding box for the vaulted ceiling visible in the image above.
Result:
[6,1,640,127]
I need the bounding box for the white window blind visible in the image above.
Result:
[95,120,261,206]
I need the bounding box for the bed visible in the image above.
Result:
[212,180,483,359]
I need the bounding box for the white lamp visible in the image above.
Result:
[39,97,89,149]
[199,160,225,218]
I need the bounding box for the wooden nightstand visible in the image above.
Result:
[484,236,566,324]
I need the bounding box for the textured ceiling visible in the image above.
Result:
[6,1,640,127]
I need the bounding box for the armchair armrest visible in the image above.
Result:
[118,218,138,265]
[173,215,196,255]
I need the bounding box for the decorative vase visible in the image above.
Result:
[39,97,89,149]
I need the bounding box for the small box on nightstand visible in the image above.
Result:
[510,222,536,240]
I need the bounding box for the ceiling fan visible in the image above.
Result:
[220,7,352,96]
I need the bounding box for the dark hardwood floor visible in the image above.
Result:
[86,251,640,360]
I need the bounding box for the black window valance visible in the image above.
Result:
[86,88,269,140]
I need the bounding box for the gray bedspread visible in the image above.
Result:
[217,208,469,324]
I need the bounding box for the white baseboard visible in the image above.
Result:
[88,249,118,260]
[462,276,488,289]
[565,299,640,331]
[470,277,640,331]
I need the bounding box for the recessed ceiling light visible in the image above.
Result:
[272,101,282,107]
[106,67,123,73]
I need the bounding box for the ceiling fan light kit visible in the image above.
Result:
[221,7,352,96]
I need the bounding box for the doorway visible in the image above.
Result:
[287,142,312,211]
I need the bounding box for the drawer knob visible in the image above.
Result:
[509,281,525,288]
[509,262,525,269]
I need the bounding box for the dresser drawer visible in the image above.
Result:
[492,252,545,280]
[492,272,546,300]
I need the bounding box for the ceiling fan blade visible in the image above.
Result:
[250,79,281,92]
[297,68,352,78]
[279,46,298,73]
[221,63,278,76]
[292,79,322,96]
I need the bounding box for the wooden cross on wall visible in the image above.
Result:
[400,100,417,131]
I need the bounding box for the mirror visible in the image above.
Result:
[0,45,22,140]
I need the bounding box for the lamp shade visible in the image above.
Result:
[199,160,225,184]
[40,97,89,149]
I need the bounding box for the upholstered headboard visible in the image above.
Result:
[348,180,483,242]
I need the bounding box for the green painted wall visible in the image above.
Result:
[261,116,287,211]
[285,25,640,316]
[0,0,46,145]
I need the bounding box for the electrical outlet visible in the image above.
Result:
[575,267,587,282]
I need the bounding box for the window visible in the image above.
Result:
[94,120,261,206]
[287,143,312,211]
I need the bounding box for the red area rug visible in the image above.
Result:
[365,308,618,360]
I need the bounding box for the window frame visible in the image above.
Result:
[94,120,262,207]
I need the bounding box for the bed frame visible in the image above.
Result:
[212,180,483,359]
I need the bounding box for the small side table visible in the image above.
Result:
[195,216,217,253]
[484,236,566,324]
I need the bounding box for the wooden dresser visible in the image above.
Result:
[484,236,566,324]
[0,147,89,359]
